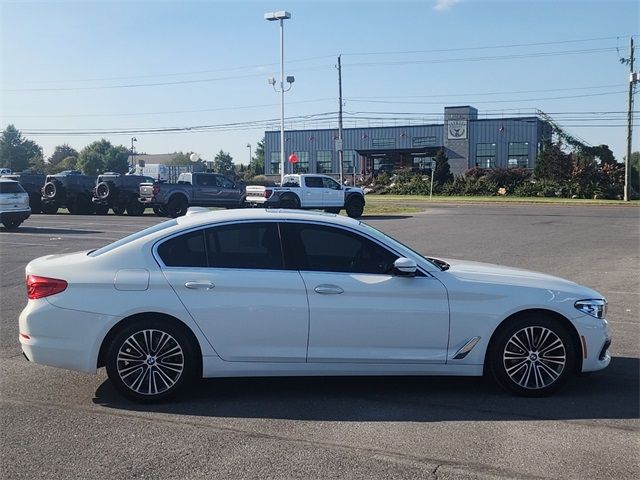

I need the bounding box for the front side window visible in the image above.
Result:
[281,223,398,275]
[316,151,333,173]
[216,176,234,189]
[508,142,529,168]
[476,143,496,169]
[304,176,323,188]
[322,177,341,190]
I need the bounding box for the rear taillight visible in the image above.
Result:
[26,275,68,299]
[264,189,272,199]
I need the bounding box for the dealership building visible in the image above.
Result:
[264,105,553,178]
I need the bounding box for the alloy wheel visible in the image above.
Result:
[116,329,184,396]
[503,326,566,390]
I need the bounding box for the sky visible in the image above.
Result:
[1,0,638,165]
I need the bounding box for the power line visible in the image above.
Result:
[345,48,617,68]
[341,35,627,56]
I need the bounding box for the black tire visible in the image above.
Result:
[71,195,93,215]
[2,220,21,230]
[153,206,167,217]
[166,196,188,218]
[345,196,365,218]
[113,205,126,216]
[42,182,58,199]
[487,314,575,397]
[324,208,341,214]
[126,200,145,216]
[105,318,197,403]
[41,203,58,215]
[29,195,42,214]
[280,195,300,210]
[94,204,109,215]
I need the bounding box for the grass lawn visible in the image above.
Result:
[365,195,640,206]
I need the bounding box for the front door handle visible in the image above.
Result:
[184,281,215,290]
[314,284,344,295]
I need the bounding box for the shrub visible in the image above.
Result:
[247,175,276,186]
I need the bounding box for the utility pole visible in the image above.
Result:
[337,55,344,185]
[624,37,636,202]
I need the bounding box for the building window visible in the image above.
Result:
[343,150,357,174]
[270,151,280,175]
[412,137,437,147]
[476,143,496,169]
[316,151,333,173]
[508,142,529,168]
[293,151,309,174]
[372,138,396,149]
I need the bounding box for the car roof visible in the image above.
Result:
[0,178,19,183]
[175,208,360,229]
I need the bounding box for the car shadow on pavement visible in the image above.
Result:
[93,356,639,422]
[1,227,103,235]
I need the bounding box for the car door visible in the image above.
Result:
[321,177,345,207]
[215,175,241,205]
[281,222,450,364]
[193,175,221,204]
[301,176,324,207]
[158,221,309,362]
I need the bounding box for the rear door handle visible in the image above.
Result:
[314,284,344,295]
[184,281,215,290]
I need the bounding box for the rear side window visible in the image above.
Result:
[281,223,398,274]
[205,222,283,269]
[304,177,323,188]
[0,182,25,194]
[157,230,207,267]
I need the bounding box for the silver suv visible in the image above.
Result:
[0,178,31,229]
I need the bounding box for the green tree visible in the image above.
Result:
[77,139,131,175]
[534,141,573,181]
[55,156,78,173]
[630,151,640,193]
[584,144,616,165]
[248,139,265,177]
[103,145,129,173]
[0,125,42,172]
[433,149,453,186]
[48,144,78,167]
[213,150,234,174]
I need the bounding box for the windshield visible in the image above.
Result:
[89,218,178,257]
[358,222,447,271]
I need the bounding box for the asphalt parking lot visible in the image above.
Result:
[1,204,638,480]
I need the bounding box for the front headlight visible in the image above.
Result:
[575,299,607,319]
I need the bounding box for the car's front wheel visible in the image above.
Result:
[2,220,22,230]
[106,319,197,402]
[488,315,575,397]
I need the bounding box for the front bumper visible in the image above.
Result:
[0,208,31,223]
[575,314,612,372]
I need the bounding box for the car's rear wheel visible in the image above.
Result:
[94,205,109,215]
[345,197,365,218]
[112,205,126,216]
[488,315,575,397]
[153,206,167,217]
[106,319,197,402]
[280,195,300,209]
[40,203,58,214]
[2,220,22,230]
[126,200,145,216]
[167,197,188,218]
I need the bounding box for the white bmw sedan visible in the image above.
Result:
[19,209,611,402]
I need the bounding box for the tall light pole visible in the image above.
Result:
[130,137,137,170]
[246,143,252,166]
[264,10,293,185]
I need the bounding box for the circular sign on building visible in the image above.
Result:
[288,153,298,164]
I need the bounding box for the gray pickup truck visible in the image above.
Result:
[139,172,246,217]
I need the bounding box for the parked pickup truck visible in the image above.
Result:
[245,174,366,218]
[139,172,246,218]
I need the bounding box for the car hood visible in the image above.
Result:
[438,258,603,299]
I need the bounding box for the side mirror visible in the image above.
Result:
[394,257,417,277]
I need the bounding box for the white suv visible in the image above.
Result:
[0,178,31,229]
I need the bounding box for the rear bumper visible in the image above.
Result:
[19,299,120,374]
[0,209,31,222]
